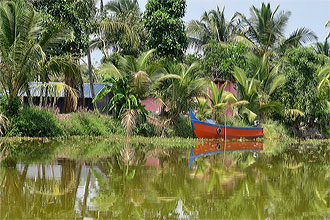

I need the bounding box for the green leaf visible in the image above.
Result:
[93,85,113,103]
[129,94,138,107]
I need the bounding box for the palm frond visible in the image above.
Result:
[317,66,330,91]
[93,84,113,103]
[241,107,257,123]
[257,101,285,115]
[121,109,137,136]
[137,49,155,70]
[0,113,9,136]
[99,62,123,80]
[326,20,330,28]
[33,82,78,110]
[285,108,304,120]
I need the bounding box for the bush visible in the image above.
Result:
[322,125,330,139]
[262,119,289,139]
[7,107,64,137]
[61,111,125,136]
[0,96,21,117]
[165,116,194,138]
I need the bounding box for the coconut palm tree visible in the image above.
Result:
[105,0,139,16]
[232,53,303,121]
[314,40,330,58]
[203,81,238,122]
[153,62,209,121]
[234,3,317,56]
[87,0,140,109]
[102,0,145,55]
[186,6,235,50]
[0,0,79,115]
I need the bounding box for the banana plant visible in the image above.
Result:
[93,49,160,136]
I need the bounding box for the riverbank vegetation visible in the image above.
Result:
[0,0,329,140]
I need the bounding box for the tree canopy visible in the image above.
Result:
[143,0,188,60]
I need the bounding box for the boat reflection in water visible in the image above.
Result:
[188,140,263,168]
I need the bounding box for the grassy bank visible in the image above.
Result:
[0,106,310,141]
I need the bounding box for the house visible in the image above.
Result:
[22,82,111,113]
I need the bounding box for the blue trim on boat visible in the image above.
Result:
[190,109,196,129]
[190,109,263,130]
[188,149,262,168]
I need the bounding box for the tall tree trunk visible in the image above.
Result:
[64,76,75,113]
[43,86,49,107]
[78,80,85,109]
[87,47,97,110]
[24,84,33,106]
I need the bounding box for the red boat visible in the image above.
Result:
[190,109,263,139]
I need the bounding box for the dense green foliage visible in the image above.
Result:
[105,0,146,55]
[0,97,21,117]
[0,1,327,139]
[32,0,96,56]
[272,47,327,126]
[7,107,64,137]
[202,40,249,80]
[143,0,188,59]
[61,111,125,136]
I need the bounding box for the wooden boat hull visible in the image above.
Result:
[190,110,263,139]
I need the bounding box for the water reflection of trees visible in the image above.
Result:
[0,140,328,219]
[186,144,330,219]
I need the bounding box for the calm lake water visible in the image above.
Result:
[0,139,329,219]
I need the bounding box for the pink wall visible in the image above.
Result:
[141,97,161,113]
[214,80,237,96]
[141,81,237,114]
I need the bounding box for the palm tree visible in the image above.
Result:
[203,81,238,121]
[0,0,79,115]
[186,7,235,50]
[314,40,330,58]
[105,0,139,16]
[234,3,316,56]
[153,62,209,121]
[103,0,145,55]
[86,0,140,109]
[232,53,303,121]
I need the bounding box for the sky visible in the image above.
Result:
[90,0,330,65]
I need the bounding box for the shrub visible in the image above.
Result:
[322,125,330,139]
[61,111,125,136]
[7,107,64,137]
[0,96,21,117]
[165,116,194,138]
[262,119,289,139]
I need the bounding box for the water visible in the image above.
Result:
[0,139,329,219]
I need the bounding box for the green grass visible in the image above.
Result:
[60,111,125,137]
